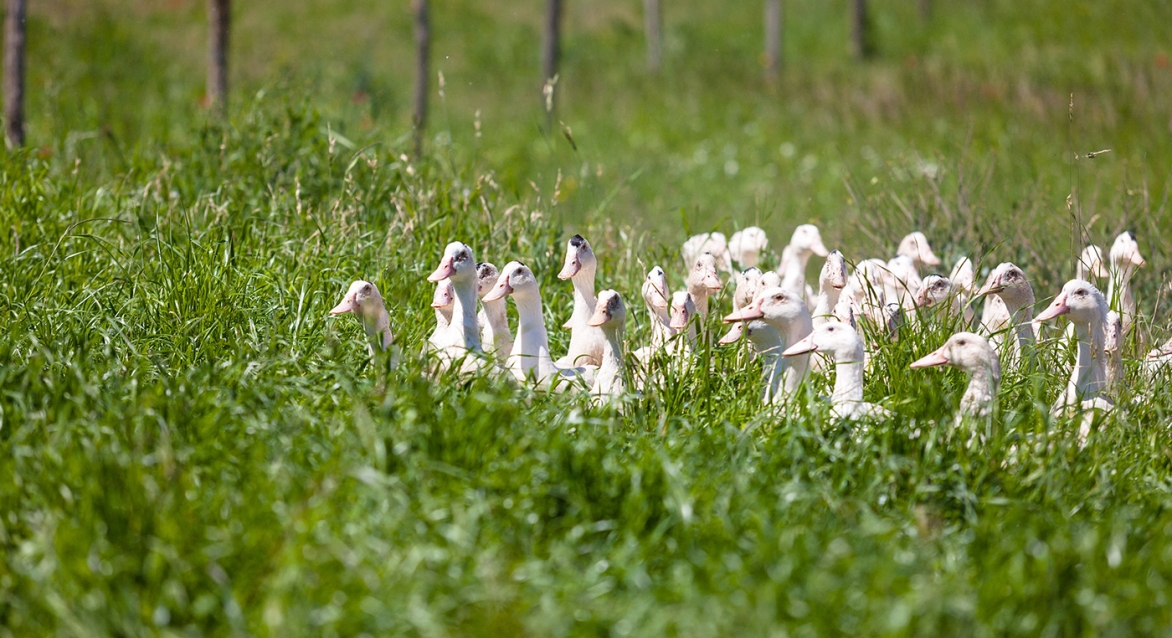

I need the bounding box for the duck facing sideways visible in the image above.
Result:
[976,262,1036,360]
[910,332,1000,417]
[686,253,724,318]
[782,322,892,420]
[330,280,396,361]
[724,287,814,403]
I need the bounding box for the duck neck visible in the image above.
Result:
[434,307,452,331]
[750,328,785,403]
[781,248,809,295]
[450,276,481,350]
[1108,264,1136,319]
[570,270,598,325]
[1072,319,1107,399]
[962,362,999,415]
[812,287,841,326]
[831,344,866,406]
[362,304,394,351]
[511,292,549,374]
[687,283,710,318]
[649,306,672,347]
[595,326,624,395]
[481,298,511,337]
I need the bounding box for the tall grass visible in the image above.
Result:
[2,97,1172,636]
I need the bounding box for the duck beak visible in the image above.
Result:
[921,250,942,267]
[811,241,830,258]
[717,322,744,345]
[975,278,1004,297]
[587,305,610,327]
[703,272,724,290]
[723,298,764,323]
[427,256,455,282]
[330,295,358,315]
[1033,292,1070,323]
[669,309,690,330]
[910,346,950,369]
[558,254,581,280]
[482,279,513,303]
[782,333,817,357]
[914,289,930,307]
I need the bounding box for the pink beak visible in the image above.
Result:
[718,322,744,345]
[330,296,358,315]
[670,309,690,330]
[922,251,941,267]
[914,289,930,307]
[811,241,830,258]
[910,347,950,369]
[1033,292,1070,323]
[481,279,513,303]
[558,257,581,280]
[427,256,455,283]
[703,273,724,290]
[587,308,608,327]
[782,333,817,357]
[723,298,764,323]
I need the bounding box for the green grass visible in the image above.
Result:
[4,0,1172,635]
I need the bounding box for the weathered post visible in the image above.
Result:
[412,0,430,157]
[4,0,27,146]
[207,0,230,116]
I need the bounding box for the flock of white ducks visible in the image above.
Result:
[330,225,1168,429]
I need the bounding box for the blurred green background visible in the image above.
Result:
[26,0,1172,252]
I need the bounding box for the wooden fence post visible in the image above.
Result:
[764,0,782,80]
[541,0,562,128]
[412,0,430,157]
[4,0,27,146]
[644,0,661,72]
[207,0,230,116]
[850,0,875,60]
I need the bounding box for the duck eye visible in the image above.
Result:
[957,340,967,346]
[362,285,372,294]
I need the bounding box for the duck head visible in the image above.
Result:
[976,262,1033,307]
[782,322,863,360]
[588,290,626,329]
[897,231,941,268]
[791,224,830,258]
[910,331,996,374]
[669,291,696,329]
[915,274,952,308]
[482,261,539,302]
[689,253,724,292]
[723,286,806,326]
[428,242,476,283]
[1034,279,1107,325]
[431,279,455,309]
[642,266,670,311]
[821,250,848,291]
[475,262,500,299]
[557,234,597,280]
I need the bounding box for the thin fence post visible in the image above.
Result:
[541,0,562,129]
[851,0,875,60]
[412,0,430,158]
[4,0,27,146]
[764,0,782,81]
[644,0,661,72]
[207,0,230,116]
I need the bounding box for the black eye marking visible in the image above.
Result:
[957,340,967,346]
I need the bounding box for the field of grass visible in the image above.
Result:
[3,0,1172,635]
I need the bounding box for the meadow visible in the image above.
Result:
[3,0,1172,635]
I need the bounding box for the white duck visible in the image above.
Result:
[330,280,396,360]
[635,266,673,361]
[476,262,514,362]
[1145,336,1172,376]
[976,262,1035,360]
[557,234,606,368]
[426,242,482,363]
[587,290,626,403]
[782,322,892,420]
[717,267,764,345]
[911,332,1001,417]
[896,231,942,272]
[681,232,732,273]
[1104,310,1124,392]
[728,227,770,269]
[778,224,830,304]
[686,253,724,318]
[1033,279,1113,416]
[725,287,814,403]
[483,261,586,387]
[1107,231,1146,335]
[915,274,974,324]
[812,251,848,327]
[885,254,923,310]
[427,278,455,353]
[1076,245,1110,282]
[949,256,977,298]
[668,291,698,353]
